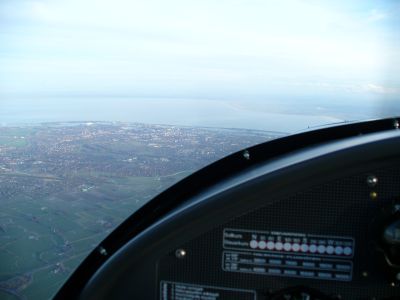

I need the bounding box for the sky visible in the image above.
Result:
[0,0,400,124]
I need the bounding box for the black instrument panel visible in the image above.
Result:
[158,164,400,299]
[54,119,400,300]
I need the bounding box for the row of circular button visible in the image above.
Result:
[249,240,352,255]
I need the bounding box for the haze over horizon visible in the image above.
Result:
[1,0,400,128]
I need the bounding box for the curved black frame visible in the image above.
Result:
[54,117,400,299]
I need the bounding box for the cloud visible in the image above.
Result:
[0,0,399,99]
[276,81,400,96]
[362,83,399,95]
[367,9,387,22]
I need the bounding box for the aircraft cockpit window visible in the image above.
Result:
[0,1,399,299]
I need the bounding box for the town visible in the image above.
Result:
[0,122,283,299]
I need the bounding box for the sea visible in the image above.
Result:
[0,96,382,133]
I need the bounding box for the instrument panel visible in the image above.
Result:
[158,165,400,299]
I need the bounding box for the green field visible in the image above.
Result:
[0,172,190,299]
[0,122,277,299]
[0,127,37,148]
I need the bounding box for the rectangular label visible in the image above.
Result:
[223,228,355,258]
[222,251,352,282]
[160,281,257,300]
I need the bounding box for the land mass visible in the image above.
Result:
[0,122,284,299]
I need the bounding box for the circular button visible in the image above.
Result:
[267,241,275,250]
[317,245,326,254]
[258,241,267,250]
[275,242,283,251]
[309,244,317,253]
[326,245,334,254]
[292,243,300,252]
[343,247,352,256]
[283,242,291,251]
[300,244,309,252]
[250,240,258,249]
[335,246,344,255]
